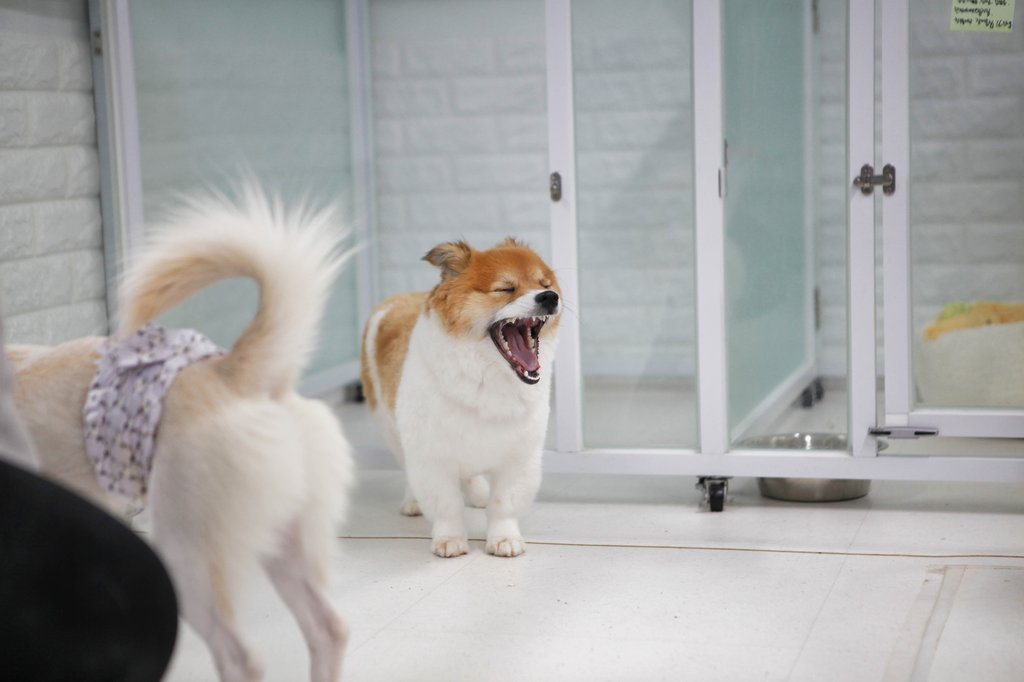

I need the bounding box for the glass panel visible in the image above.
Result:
[725,0,850,447]
[130,0,357,377]
[573,0,696,449]
[909,0,1024,410]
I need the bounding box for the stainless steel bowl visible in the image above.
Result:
[737,433,871,502]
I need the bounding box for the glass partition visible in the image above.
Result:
[572,0,697,449]
[724,0,850,447]
[130,0,357,378]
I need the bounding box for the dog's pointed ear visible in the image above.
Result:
[423,241,473,280]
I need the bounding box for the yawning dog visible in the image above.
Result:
[360,238,560,558]
[6,189,354,681]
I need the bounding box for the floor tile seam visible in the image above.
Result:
[784,554,850,681]
[337,535,1024,561]
[345,548,486,656]
[348,624,806,649]
[843,507,872,555]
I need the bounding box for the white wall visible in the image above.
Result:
[1,0,1020,383]
[369,0,550,299]
[369,0,694,377]
[0,0,106,344]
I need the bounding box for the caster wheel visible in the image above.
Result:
[799,387,814,408]
[697,477,729,511]
[707,479,727,512]
[812,378,825,401]
[344,381,365,403]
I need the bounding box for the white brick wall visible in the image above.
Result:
[0,0,107,345]
[369,0,693,376]
[1,0,1018,388]
[573,17,694,376]
[372,0,1023,383]
[369,10,551,299]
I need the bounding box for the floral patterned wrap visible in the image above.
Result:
[83,324,223,507]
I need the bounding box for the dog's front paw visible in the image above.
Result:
[400,497,422,516]
[432,536,469,558]
[486,536,526,558]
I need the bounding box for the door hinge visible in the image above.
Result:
[853,163,896,195]
[91,28,103,56]
[869,426,939,439]
[549,172,562,202]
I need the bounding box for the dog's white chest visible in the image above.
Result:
[393,314,553,465]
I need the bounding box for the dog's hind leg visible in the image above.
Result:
[263,524,347,682]
[399,484,422,516]
[163,547,264,681]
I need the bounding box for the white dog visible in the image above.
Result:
[7,189,354,681]
[360,239,560,558]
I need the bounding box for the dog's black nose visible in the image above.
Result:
[535,290,559,314]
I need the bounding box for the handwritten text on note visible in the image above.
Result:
[950,0,1015,32]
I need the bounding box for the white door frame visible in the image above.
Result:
[540,0,1024,482]
[847,0,881,459]
[88,0,145,328]
[545,0,585,454]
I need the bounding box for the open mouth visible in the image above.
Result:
[488,316,550,384]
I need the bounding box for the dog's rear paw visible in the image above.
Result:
[486,536,526,557]
[431,536,469,558]
[400,497,422,516]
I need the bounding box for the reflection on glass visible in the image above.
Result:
[725,0,849,447]
[358,0,550,451]
[130,0,356,376]
[573,1,696,449]
[909,0,1024,410]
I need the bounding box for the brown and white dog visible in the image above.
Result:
[360,239,560,558]
[6,189,354,682]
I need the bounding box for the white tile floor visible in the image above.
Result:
[162,469,1024,682]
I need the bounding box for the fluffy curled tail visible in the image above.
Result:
[116,185,353,397]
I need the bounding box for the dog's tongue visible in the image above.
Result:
[506,325,540,372]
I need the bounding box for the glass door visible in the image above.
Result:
[721,0,851,448]
[570,0,698,450]
[881,0,1024,439]
[127,0,360,385]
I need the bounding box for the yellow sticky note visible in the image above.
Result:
[950,0,1015,32]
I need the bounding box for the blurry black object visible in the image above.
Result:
[0,459,179,681]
